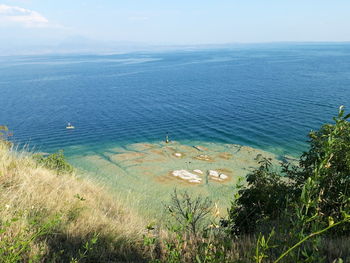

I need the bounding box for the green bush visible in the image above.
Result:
[34,150,74,175]
[296,106,350,225]
[226,106,350,235]
[225,157,294,235]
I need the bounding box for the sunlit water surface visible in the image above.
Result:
[1,44,350,158]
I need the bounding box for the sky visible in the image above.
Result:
[0,0,350,53]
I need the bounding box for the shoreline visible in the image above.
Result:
[65,140,286,217]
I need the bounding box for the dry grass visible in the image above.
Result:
[0,141,148,262]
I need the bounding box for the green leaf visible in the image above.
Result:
[328,216,334,226]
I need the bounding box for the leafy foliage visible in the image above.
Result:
[34,150,74,175]
[226,106,350,235]
[226,157,293,234]
[224,106,350,262]
[296,106,350,224]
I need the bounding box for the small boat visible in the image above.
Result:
[66,122,75,129]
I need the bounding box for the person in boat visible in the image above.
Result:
[66,122,74,129]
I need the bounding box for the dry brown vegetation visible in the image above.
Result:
[0,141,147,262]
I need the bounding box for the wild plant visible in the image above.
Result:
[147,189,238,263]
[34,150,74,174]
[70,233,99,263]
[0,213,61,263]
[166,189,212,237]
[252,106,350,262]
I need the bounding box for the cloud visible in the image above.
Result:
[0,4,56,28]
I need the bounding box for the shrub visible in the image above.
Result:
[295,106,350,225]
[225,157,294,235]
[226,106,350,235]
[166,189,213,237]
[146,189,240,263]
[34,150,74,175]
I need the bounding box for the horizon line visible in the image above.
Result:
[1,41,350,57]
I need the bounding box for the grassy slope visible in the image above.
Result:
[0,141,147,262]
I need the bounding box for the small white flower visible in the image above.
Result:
[5,204,10,209]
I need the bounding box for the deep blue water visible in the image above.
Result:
[1,44,350,157]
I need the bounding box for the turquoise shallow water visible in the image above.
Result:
[1,43,350,158]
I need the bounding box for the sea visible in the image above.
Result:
[1,43,350,158]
